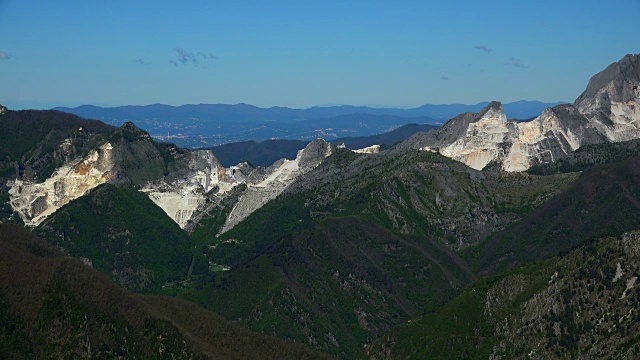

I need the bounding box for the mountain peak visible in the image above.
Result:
[487,100,503,109]
[115,121,152,141]
[575,53,640,109]
[479,101,505,121]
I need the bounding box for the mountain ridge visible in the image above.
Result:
[399,53,640,172]
[52,101,560,148]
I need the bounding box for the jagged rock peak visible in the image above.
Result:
[573,54,640,142]
[575,54,640,107]
[479,101,504,118]
[298,138,332,170]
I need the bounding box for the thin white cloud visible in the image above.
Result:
[474,45,492,54]
[0,52,11,60]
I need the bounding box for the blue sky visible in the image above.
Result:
[1,0,639,109]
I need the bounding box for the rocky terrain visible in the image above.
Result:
[368,229,640,359]
[9,142,116,226]
[219,139,333,233]
[3,116,340,233]
[3,54,640,359]
[402,54,640,171]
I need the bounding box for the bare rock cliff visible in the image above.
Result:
[9,142,116,226]
[407,54,640,171]
[219,139,332,234]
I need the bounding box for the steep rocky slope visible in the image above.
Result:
[575,53,640,141]
[9,142,116,226]
[140,138,334,232]
[401,54,640,171]
[368,230,640,359]
[2,108,335,232]
[0,108,115,224]
[6,121,189,227]
[219,138,333,233]
[0,108,115,184]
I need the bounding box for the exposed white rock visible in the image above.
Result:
[622,277,637,299]
[604,101,640,141]
[141,150,236,229]
[419,103,606,172]
[353,144,380,154]
[439,103,511,170]
[613,262,623,282]
[9,142,116,227]
[415,54,640,172]
[219,139,332,234]
[144,189,208,229]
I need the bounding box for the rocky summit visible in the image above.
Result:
[406,53,640,171]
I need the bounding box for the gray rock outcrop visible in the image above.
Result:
[404,54,640,171]
[219,139,332,234]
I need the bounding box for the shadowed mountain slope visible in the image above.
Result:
[368,230,640,359]
[0,223,332,359]
[184,148,577,358]
[35,184,194,293]
[466,155,640,275]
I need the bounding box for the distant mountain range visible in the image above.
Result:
[53,100,562,148]
[207,123,438,167]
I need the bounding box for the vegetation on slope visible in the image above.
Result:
[0,223,332,359]
[0,109,115,183]
[108,121,189,186]
[368,230,640,359]
[184,216,474,359]
[528,138,640,175]
[467,155,640,275]
[181,148,578,358]
[35,184,193,293]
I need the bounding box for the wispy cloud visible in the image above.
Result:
[134,58,149,65]
[440,75,450,80]
[0,52,11,60]
[474,45,492,54]
[504,57,529,68]
[171,47,218,67]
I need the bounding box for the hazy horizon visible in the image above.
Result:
[1,1,639,110]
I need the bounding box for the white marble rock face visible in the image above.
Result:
[9,142,116,227]
[418,55,640,172]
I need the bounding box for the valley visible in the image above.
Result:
[1,53,640,358]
